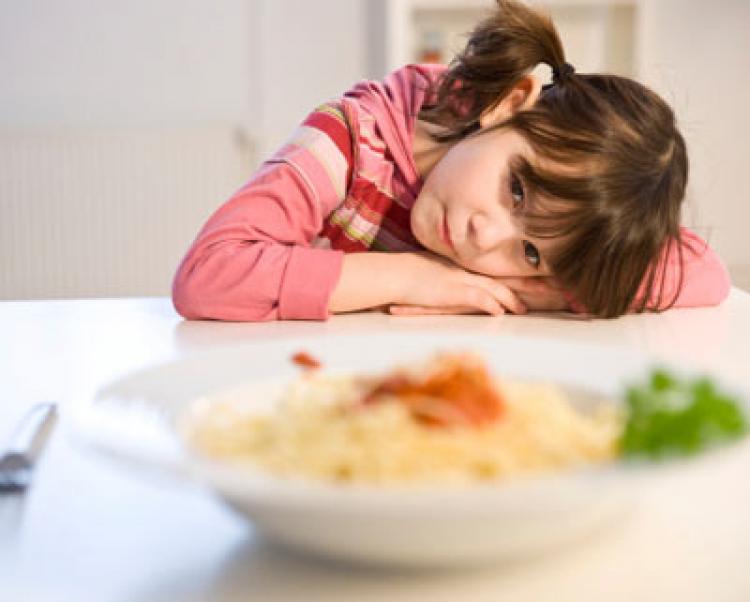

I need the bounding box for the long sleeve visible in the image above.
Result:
[566,226,731,315]
[639,226,731,309]
[172,105,353,321]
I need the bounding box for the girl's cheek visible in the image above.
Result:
[466,254,521,278]
[411,203,437,250]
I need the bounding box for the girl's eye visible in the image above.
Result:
[523,240,540,269]
[510,172,525,210]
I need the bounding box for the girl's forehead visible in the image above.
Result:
[477,127,543,169]
[481,126,579,177]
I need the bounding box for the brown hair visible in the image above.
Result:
[418,0,687,318]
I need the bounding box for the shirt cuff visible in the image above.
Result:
[278,246,345,320]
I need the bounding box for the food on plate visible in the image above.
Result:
[359,351,505,427]
[621,369,747,459]
[179,352,622,484]
[290,351,321,370]
[178,352,748,485]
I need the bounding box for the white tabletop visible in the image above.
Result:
[2,291,750,602]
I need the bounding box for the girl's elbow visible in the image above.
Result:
[171,264,279,322]
[677,253,732,308]
[171,271,204,320]
[707,259,732,306]
[697,247,732,306]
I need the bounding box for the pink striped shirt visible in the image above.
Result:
[172,64,730,321]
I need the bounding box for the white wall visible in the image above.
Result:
[0,0,366,154]
[1,0,748,298]
[0,0,255,129]
[639,0,750,286]
[251,1,366,161]
[0,0,368,300]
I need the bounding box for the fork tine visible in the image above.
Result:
[0,403,57,495]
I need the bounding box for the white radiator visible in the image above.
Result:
[0,126,255,300]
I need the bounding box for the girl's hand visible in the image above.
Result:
[390,252,528,316]
[389,271,569,316]
[497,276,570,311]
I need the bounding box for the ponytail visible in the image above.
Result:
[416,0,689,318]
[419,0,570,141]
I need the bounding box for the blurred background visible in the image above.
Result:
[1,0,748,300]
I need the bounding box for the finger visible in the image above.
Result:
[428,283,505,316]
[458,287,506,316]
[481,280,528,314]
[501,276,555,294]
[494,276,536,292]
[389,305,488,316]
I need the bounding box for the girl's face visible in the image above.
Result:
[410,125,554,278]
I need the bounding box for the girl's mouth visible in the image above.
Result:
[441,213,455,252]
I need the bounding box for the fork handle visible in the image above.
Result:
[6,403,58,465]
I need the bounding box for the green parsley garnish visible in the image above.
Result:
[621,369,748,459]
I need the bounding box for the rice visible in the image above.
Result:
[179,354,623,485]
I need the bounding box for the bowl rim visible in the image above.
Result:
[66,330,750,508]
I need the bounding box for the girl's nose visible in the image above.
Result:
[468,211,517,253]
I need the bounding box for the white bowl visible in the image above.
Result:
[68,332,747,568]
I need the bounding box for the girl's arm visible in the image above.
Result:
[329,251,528,316]
[171,159,346,321]
[172,160,527,321]
[638,226,731,310]
[561,226,731,314]
[172,103,354,322]
[172,102,527,322]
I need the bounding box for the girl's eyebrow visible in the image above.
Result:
[512,156,541,209]
[509,154,555,273]
[523,180,540,213]
[507,153,537,208]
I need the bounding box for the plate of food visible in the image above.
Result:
[68,332,749,567]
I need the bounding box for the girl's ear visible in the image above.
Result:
[478,74,542,129]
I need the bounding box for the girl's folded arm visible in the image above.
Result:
[564,226,731,315]
[642,226,731,310]
[171,159,346,322]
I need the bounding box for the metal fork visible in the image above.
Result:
[0,403,58,493]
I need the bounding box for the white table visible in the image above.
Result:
[2,291,750,602]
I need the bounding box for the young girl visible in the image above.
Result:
[172,0,730,322]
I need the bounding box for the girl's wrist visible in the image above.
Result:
[329,252,412,313]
